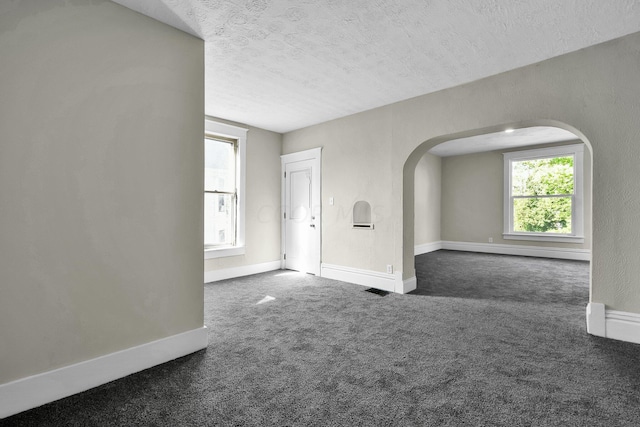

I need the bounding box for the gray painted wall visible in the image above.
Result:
[440,144,591,249]
[0,0,204,384]
[283,107,396,272]
[414,153,441,246]
[285,31,640,313]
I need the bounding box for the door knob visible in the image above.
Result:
[310,224,315,228]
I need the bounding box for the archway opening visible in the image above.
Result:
[403,121,593,306]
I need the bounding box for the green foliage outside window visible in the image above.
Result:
[512,156,574,233]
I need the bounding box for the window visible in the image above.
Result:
[503,144,584,243]
[204,120,247,259]
[204,135,236,246]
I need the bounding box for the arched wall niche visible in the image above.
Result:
[353,200,373,229]
[402,119,593,296]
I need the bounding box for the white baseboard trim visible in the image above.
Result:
[440,241,590,261]
[400,276,417,294]
[322,263,395,293]
[586,303,640,345]
[322,263,414,294]
[204,260,281,283]
[606,310,640,345]
[586,302,606,336]
[0,326,208,419]
[414,241,443,255]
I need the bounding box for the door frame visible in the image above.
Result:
[281,147,322,275]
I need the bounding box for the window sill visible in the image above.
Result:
[204,246,245,259]
[503,233,584,244]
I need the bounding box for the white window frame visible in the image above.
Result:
[503,144,584,243]
[204,119,247,259]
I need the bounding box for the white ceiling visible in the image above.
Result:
[111,0,640,133]
[428,126,579,157]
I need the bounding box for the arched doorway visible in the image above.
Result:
[402,121,594,302]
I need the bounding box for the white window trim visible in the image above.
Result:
[503,143,584,244]
[204,119,247,259]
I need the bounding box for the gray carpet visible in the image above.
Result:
[3,250,640,426]
[412,250,589,305]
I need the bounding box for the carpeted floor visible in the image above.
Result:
[3,250,640,426]
[412,250,590,305]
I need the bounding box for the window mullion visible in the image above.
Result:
[512,194,573,199]
[204,190,235,195]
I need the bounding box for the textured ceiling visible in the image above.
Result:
[428,127,579,157]
[111,0,640,133]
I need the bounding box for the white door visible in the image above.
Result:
[282,149,321,275]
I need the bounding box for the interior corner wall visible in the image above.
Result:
[0,0,204,384]
[414,153,441,246]
[440,145,592,250]
[204,118,282,275]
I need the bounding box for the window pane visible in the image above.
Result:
[511,156,574,196]
[205,139,235,193]
[513,197,572,234]
[204,193,235,246]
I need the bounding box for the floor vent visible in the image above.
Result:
[365,288,390,296]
